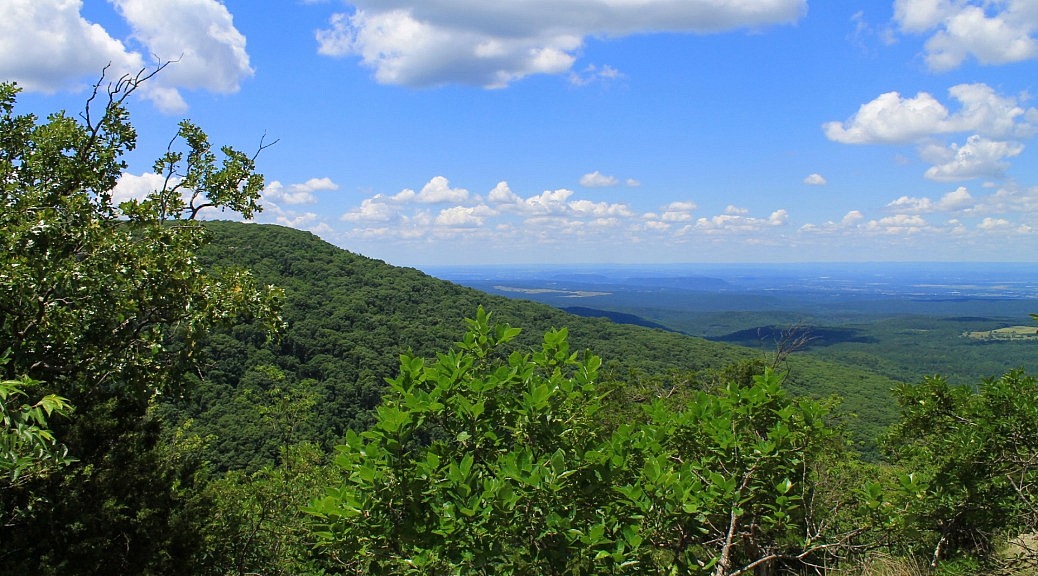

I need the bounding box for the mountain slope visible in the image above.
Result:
[170,222,899,468]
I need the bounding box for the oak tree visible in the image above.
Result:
[0,67,281,574]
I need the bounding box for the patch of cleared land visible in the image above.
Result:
[492,286,609,298]
[964,326,1038,341]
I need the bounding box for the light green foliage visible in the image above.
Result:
[308,307,611,574]
[885,371,1038,567]
[604,369,849,575]
[0,376,74,486]
[128,118,267,222]
[309,309,862,575]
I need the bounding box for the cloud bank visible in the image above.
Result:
[255,172,1038,263]
[315,0,807,87]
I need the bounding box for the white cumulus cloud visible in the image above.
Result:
[112,0,254,111]
[0,0,253,112]
[264,177,338,205]
[695,208,789,233]
[0,0,143,93]
[435,205,495,227]
[922,135,1024,180]
[768,209,790,225]
[487,181,521,204]
[569,199,634,218]
[824,91,951,144]
[865,213,932,234]
[336,176,653,248]
[413,176,470,203]
[392,176,470,204]
[658,201,697,222]
[341,196,398,222]
[978,216,1013,230]
[112,171,169,205]
[887,185,976,213]
[580,171,619,188]
[843,210,866,225]
[893,0,1038,71]
[823,83,1037,144]
[803,173,828,185]
[825,83,1036,182]
[982,184,1038,214]
[315,0,806,87]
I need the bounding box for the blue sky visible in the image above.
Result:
[3,1,1038,266]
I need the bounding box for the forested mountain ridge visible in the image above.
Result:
[180,221,900,468]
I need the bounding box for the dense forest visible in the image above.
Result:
[185,220,901,467]
[4,71,1038,575]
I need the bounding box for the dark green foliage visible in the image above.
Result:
[183,221,759,470]
[711,325,877,348]
[884,371,1038,565]
[608,367,889,576]
[563,306,677,332]
[196,442,337,576]
[9,413,211,575]
[0,72,279,574]
[652,310,1038,388]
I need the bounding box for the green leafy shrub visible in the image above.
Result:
[309,309,866,575]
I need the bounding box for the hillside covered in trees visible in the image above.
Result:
[5,71,1038,576]
[180,221,902,470]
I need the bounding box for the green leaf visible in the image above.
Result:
[550,449,567,476]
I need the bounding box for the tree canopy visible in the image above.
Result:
[0,68,281,574]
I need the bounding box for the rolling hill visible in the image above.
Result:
[169,221,902,467]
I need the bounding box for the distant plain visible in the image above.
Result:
[427,262,1038,386]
